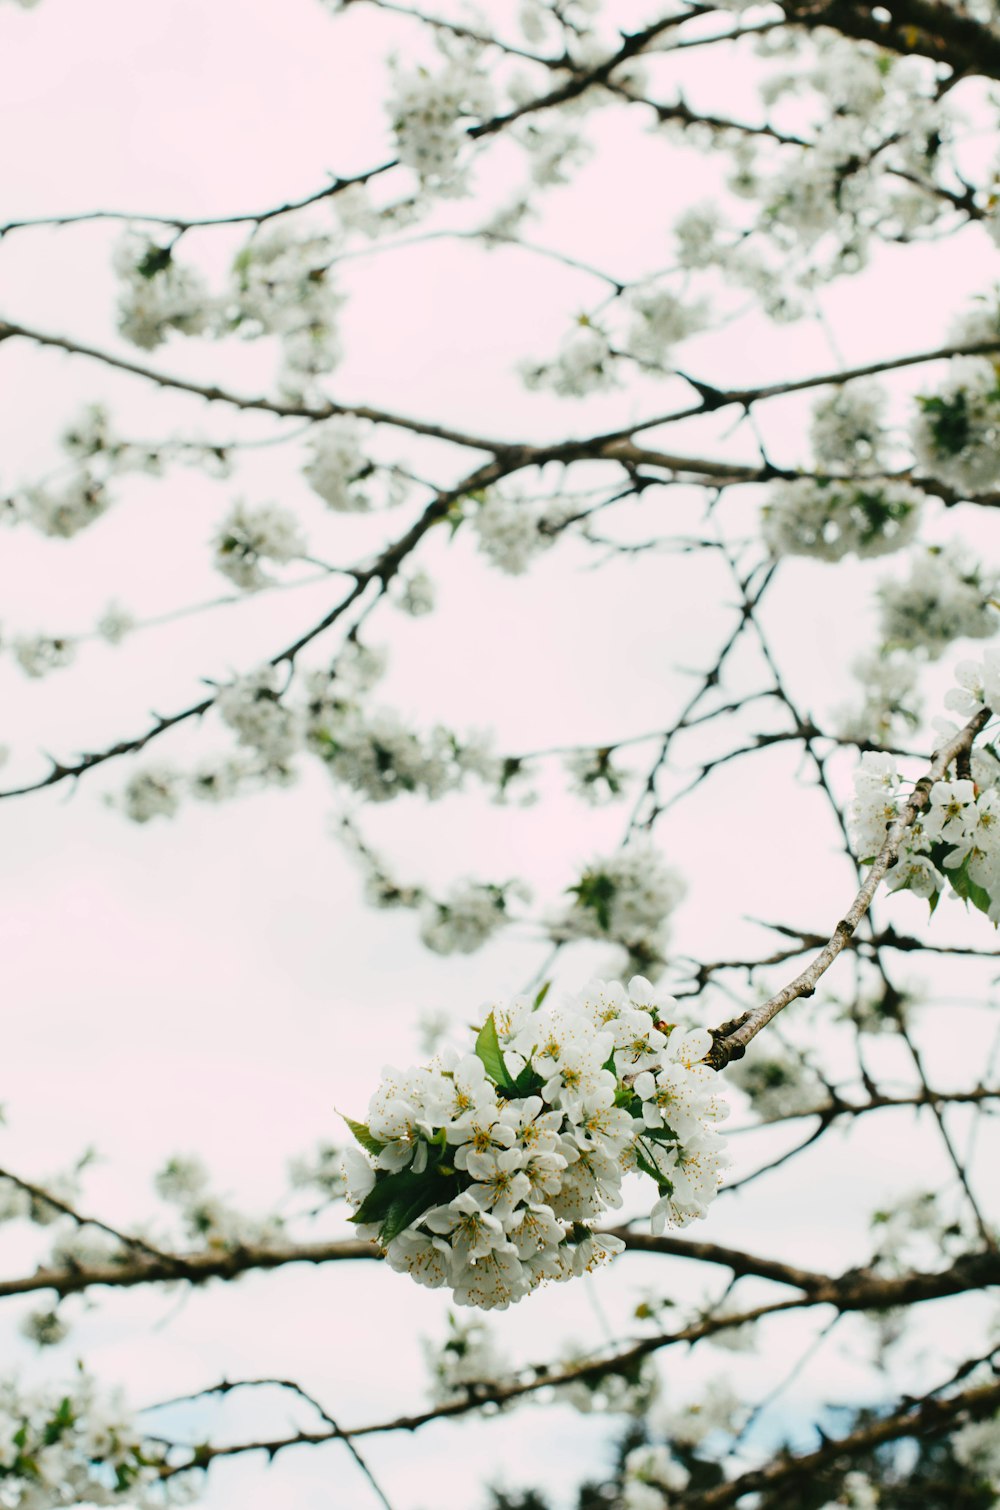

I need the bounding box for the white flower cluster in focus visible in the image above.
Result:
[552,842,686,977]
[762,477,923,561]
[877,546,999,658]
[344,977,728,1310]
[0,1371,174,1508]
[911,358,1000,496]
[848,740,1000,920]
[212,501,305,591]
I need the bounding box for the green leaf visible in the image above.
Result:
[568,870,616,933]
[533,981,551,1009]
[474,1012,511,1088]
[347,1152,450,1242]
[340,1115,385,1157]
[42,1398,74,1446]
[348,1165,424,1227]
[943,853,995,920]
[507,1062,545,1099]
[135,245,173,280]
[379,1175,444,1245]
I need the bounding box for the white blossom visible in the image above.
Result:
[468,488,562,575]
[121,765,183,824]
[520,324,618,398]
[114,231,214,350]
[564,747,630,804]
[625,286,709,365]
[652,1376,744,1447]
[302,417,374,511]
[388,55,494,191]
[877,545,999,658]
[97,602,136,645]
[418,879,528,955]
[0,1371,176,1508]
[217,665,303,773]
[422,1315,509,1404]
[227,226,343,389]
[762,477,922,562]
[911,358,1000,496]
[212,500,305,591]
[953,1414,1000,1490]
[622,1444,690,1508]
[18,474,109,538]
[12,633,75,679]
[833,650,922,748]
[809,381,889,474]
[344,977,728,1309]
[551,841,686,977]
[396,568,435,616]
[728,1042,830,1122]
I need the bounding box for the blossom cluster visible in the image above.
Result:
[761,477,923,562]
[0,1371,174,1508]
[154,1154,284,1249]
[728,1041,829,1123]
[388,54,494,192]
[117,643,499,821]
[467,486,574,575]
[226,226,344,393]
[551,842,686,978]
[422,1314,509,1405]
[809,381,889,475]
[911,358,1000,497]
[418,878,530,956]
[563,746,631,805]
[833,649,922,748]
[343,977,728,1310]
[520,282,708,398]
[114,233,213,351]
[847,734,1000,920]
[877,545,999,659]
[212,501,305,591]
[302,416,369,510]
